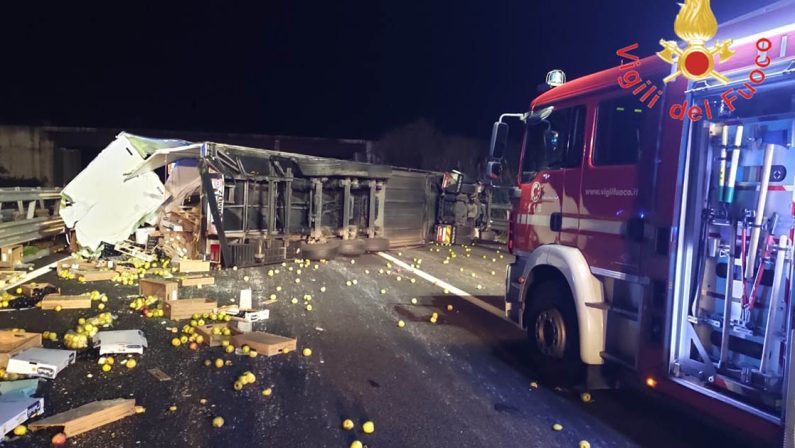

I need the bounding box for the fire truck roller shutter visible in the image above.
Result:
[519,245,606,365]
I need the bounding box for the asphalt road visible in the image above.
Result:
[0,243,768,447]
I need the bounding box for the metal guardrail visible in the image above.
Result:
[0,187,64,247]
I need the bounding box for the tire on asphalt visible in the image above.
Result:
[339,238,366,257]
[363,237,390,253]
[300,240,341,261]
[525,278,584,386]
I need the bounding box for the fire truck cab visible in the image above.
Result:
[491,2,795,441]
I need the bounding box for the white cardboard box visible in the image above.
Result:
[7,348,76,379]
[94,330,148,355]
[0,397,44,437]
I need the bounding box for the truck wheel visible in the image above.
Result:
[300,241,341,261]
[525,279,583,386]
[339,238,366,257]
[364,237,390,253]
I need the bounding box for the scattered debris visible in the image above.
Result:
[28,398,136,437]
[147,368,172,382]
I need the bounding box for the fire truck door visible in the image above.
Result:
[578,96,654,277]
[515,106,584,253]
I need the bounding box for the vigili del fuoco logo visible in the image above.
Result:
[616,0,773,122]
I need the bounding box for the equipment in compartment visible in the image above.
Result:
[680,115,795,415]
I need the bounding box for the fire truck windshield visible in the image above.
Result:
[520,106,585,183]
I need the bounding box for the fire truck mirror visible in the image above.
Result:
[486,161,503,181]
[489,121,508,159]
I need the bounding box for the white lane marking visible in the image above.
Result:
[377,251,506,321]
[3,257,70,292]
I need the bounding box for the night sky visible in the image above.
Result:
[0,1,777,140]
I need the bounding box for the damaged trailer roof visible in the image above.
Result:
[125,141,393,180]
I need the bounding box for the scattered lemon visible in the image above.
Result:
[233,381,243,391]
[552,423,563,431]
[126,359,137,369]
[214,358,224,368]
[362,420,375,434]
[225,345,235,354]
[12,425,27,436]
[410,298,418,305]
[212,416,225,428]
[134,405,146,414]
[101,364,111,373]
[446,304,453,311]
[55,305,63,312]
[171,338,181,347]
[305,304,313,311]
[302,348,312,357]
[262,388,272,397]
[350,441,363,448]
[579,441,591,448]
[342,419,354,430]
[169,405,177,412]
[397,320,405,328]
[580,392,592,403]
[530,382,539,389]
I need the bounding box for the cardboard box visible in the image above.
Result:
[231,331,297,357]
[0,397,44,437]
[0,246,22,269]
[0,331,42,369]
[139,279,178,300]
[229,309,270,323]
[41,294,92,310]
[7,348,76,379]
[175,259,210,273]
[194,323,242,347]
[164,298,217,320]
[179,276,215,287]
[93,330,148,355]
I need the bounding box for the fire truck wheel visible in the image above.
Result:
[364,237,390,253]
[300,240,341,261]
[525,279,583,385]
[339,238,366,257]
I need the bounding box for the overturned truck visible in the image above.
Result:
[60,133,497,267]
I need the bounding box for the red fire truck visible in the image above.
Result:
[488,2,795,443]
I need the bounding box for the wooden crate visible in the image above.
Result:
[164,298,217,320]
[194,323,242,347]
[139,279,179,300]
[231,331,297,357]
[41,294,92,310]
[76,270,116,282]
[179,276,215,287]
[0,245,22,269]
[29,398,136,437]
[0,331,42,368]
[20,282,58,297]
[175,259,210,273]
